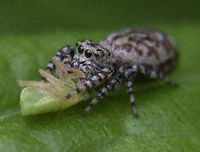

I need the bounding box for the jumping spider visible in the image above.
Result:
[44,28,178,117]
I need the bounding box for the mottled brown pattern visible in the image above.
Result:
[100,28,178,73]
[113,44,122,51]
[121,43,133,52]
[89,42,99,47]
[147,47,160,60]
[128,36,141,44]
[135,47,143,56]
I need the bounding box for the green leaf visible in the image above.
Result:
[0,1,200,151]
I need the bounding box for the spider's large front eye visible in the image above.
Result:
[78,46,84,54]
[85,49,92,58]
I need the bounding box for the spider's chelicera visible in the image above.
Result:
[44,29,179,117]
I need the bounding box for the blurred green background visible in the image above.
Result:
[0,0,200,35]
[0,0,200,152]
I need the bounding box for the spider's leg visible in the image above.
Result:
[139,65,177,87]
[65,79,94,99]
[42,46,74,80]
[157,72,177,87]
[65,63,114,99]
[82,73,121,116]
[124,65,139,118]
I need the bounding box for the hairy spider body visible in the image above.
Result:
[45,28,179,117]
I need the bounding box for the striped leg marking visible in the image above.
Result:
[125,74,139,118]
[150,71,178,87]
[158,73,178,87]
[139,65,178,87]
[124,66,139,118]
[82,73,121,116]
[65,87,86,99]
[65,79,94,99]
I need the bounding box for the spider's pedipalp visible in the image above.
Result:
[42,46,75,81]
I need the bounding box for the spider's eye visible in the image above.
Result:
[85,49,92,58]
[78,46,84,54]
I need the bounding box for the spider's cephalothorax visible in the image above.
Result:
[71,40,115,90]
[45,28,179,117]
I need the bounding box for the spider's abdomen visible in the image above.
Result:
[100,28,179,73]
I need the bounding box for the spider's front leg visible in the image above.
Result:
[65,75,100,99]
[82,73,121,116]
[65,80,88,99]
[42,46,74,80]
[65,73,121,115]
